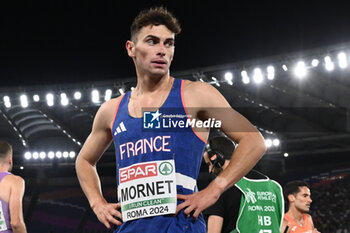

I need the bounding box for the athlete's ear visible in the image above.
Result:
[288,194,295,202]
[126,40,135,58]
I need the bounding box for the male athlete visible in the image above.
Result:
[281,181,320,233]
[0,141,27,233]
[76,7,266,233]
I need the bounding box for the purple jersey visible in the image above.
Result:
[0,171,12,233]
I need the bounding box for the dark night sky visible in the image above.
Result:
[1,0,350,87]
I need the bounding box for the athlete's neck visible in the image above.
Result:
[134,75,173,96]
[287,208,304,223]
[0,165,10,172]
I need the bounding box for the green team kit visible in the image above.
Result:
[232,177,284,233]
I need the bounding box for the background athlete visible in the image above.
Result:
[76,6,266,232]
[281,181,320,233]
[0,140,27,233]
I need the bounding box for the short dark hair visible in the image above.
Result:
[0,140,12,161]
[130,6,181,42]
[284,180,309,199]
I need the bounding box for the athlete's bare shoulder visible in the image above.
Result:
[5,174,24,186]
[93,95,125,131]
[181,79,230,108]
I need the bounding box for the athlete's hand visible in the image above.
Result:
[312,229,321,233]
[176,181,223,220]
[92,200,123,229]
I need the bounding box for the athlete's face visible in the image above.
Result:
[126,25,175,78]
[292,186,312,213]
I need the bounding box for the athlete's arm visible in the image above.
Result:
[9,175,27,233]
[207,215,224,233]
[281,219,290,233]
[76,99,122,229]
[177,81,266,219]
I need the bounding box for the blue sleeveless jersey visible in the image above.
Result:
[111,78,207,233]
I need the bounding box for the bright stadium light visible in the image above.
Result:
[33,94,40,102]
[119,88,125,95]
[104,89,112,101]
[324,56,334,71]
[56,151,62,159]
[283,152,289,158]
[224,72,233,85]
[294,61,307,78]
[74,91,82,100]
[253,68,263,84]
[311,59,319,67]
[91,90,100,103]
[46,93,54,107]
[48,151,55,159]
[266,65,275,80]
[273,138,280,146]
[241,70,250,84]
[69,151,76,158]
[20,95,29,108]
[32,152,39,160]
[337,52,348,69]
[39,152,46,159]
[63,151,69,158]
[3,96,11,108]
[282,64,288,71]
[24,152,31,160]
[265,139,272,148]
[60,93,69,106]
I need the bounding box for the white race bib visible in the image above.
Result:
[0,201,8,231]
[118,160,177,222]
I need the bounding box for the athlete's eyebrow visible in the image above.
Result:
[144,35,174,43]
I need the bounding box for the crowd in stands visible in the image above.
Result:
[311,173,350,232]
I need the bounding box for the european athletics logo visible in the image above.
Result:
[143,110,161,129]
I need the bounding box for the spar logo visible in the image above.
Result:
[159,161,173,175]
[120,162,158,183]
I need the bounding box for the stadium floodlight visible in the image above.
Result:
[337,52,348,69]
[63,151,69,158]
[74,91,82,100]
[283,152,289,157]
[48,151,55,159]
[241,70,250,84]
[20,95,29,108]
[224,72,233,85]
[46,93,54,107]
[267,65,275,80]
[32,152,39,160]
[253,68,263,84]
[294,61,307,78]
[33,94,40,102]
[104,89,112,101]
[39,152,46,159]
[3,96,11,108]
[69,151,76,158]
[265,139,272,148]
[24,152,31,160]
[119,88,125,95]
[56,151,62,159]
[273,138,280,146]
[282,64,288,71]
[311,59,319,67]
[324,56,334,71]
[60,93,69,106]
[91,90,100,103]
